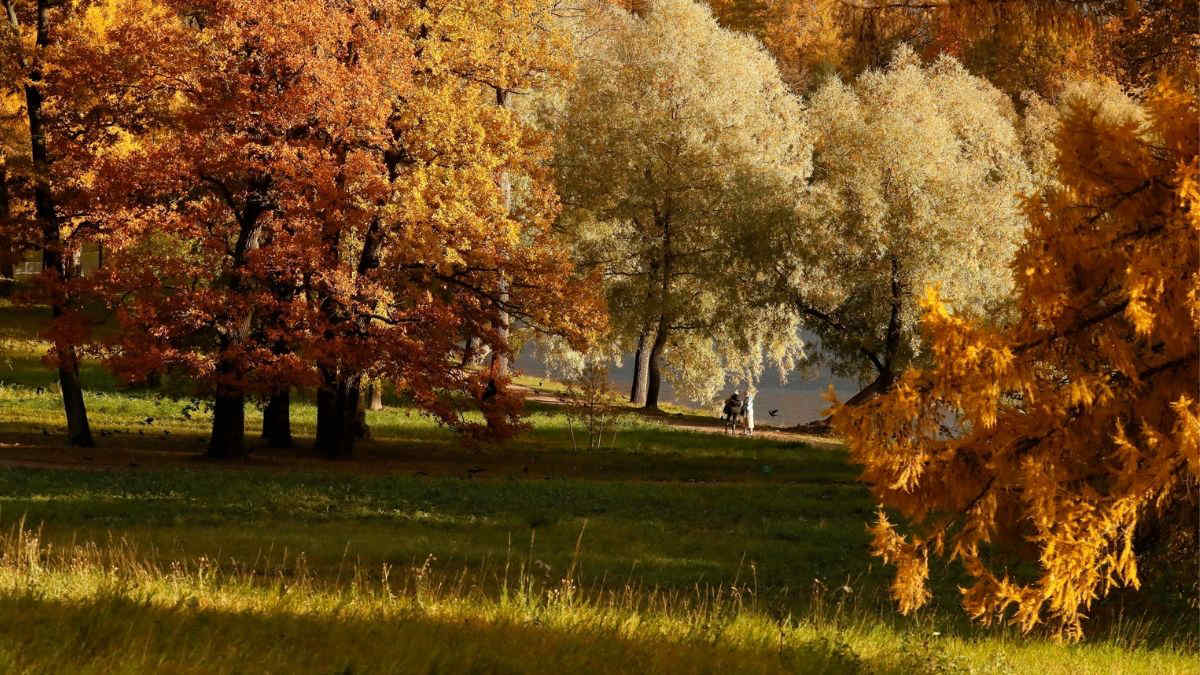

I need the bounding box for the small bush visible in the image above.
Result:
[560,362,625,451]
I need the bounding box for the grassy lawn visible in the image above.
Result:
[0,304,1196,673]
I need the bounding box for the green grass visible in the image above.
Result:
[0,301,1196,673]
[0,515,1192,674]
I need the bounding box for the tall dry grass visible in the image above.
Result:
[0,519,1191,674]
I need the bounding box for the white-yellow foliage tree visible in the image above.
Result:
[548,0,810,408]
[753,47,1032,409]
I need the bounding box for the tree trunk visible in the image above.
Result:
[629,330,645,403]
[630,327,654,406]
[204,317,258,459]
[202,179,265,459]
[644,204,672,412]
[842,256,902,408]
[208,393,245,459]
[461,336,477,368]
[57,351,93,446]
[261,389,292,448]
[315,372,337,452]
[644,319,669,410]
[0,162,14,295]
[797,257,904,430]
[314,198,385,458]
[794,368,894,434]
[23,0,93,447]
[367,379,384,410]
[843,369,894,407]
[491,285,510,381]
[489,86,512,386]
[316,371,363,459]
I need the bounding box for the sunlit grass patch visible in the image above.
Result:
[0,521,1191,674]
[1,304,1196,672]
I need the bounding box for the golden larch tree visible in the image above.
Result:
[834,79,1199,638]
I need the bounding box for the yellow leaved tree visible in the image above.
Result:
[833,79,1199,639]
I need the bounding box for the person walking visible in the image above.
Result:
[740,391,754,437]
[722,392,740,434]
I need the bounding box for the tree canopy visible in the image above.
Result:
[549,0,809,407]
[747,46,1031,407]
[834,78,1198,639]
[87,0,602,457]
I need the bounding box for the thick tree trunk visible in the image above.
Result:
[491,286,510,381]
[488,86,512,389]
[332,375,363,457]
[23,1,93,447]
[644,205,673,411]
[316,371,363,459]
[644,319,669,410]
[203,181,265,459]
[315,202,385,459]
[208,393,245,459]
[261,389,292,448]
[844,369,895,407]
[56,351,93,446]
[315,373,337,451]
[630,327,654,406]
[205,313,259,459]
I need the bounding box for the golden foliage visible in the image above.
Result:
[710,0,1197,96]
[833,79,1199,638]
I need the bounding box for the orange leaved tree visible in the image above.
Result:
[304,0,601,458]
[92,0,406,459]
[1,0,182,446]
[833,79,1198,639]
[94,0,602,459]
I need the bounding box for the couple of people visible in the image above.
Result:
[721,391,754,437]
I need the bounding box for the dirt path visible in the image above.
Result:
[519,387,841,447]
[0,387,841,477]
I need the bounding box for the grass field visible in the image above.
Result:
[0,303,1196,673]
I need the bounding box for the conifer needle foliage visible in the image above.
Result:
[835,81,1199,639]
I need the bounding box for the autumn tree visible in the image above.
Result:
[305,0,600,457]
[1,0,180,446]
[707,0,930,92]
[0,130,16,291]
[2,0,97,445]
[92,0,434,458]
[712,0,1196,98]
[95,0,600,459]
[1098,0,1198,89]
[706,0,768,38]
[745,47,1029,419]
[549,0,809,409]
[833,79,1198,638]
[927,0,1197,95]
[0,92,20,290]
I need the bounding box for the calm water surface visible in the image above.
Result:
[516,350,859,428]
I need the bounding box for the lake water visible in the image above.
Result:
[515,350,860,428]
